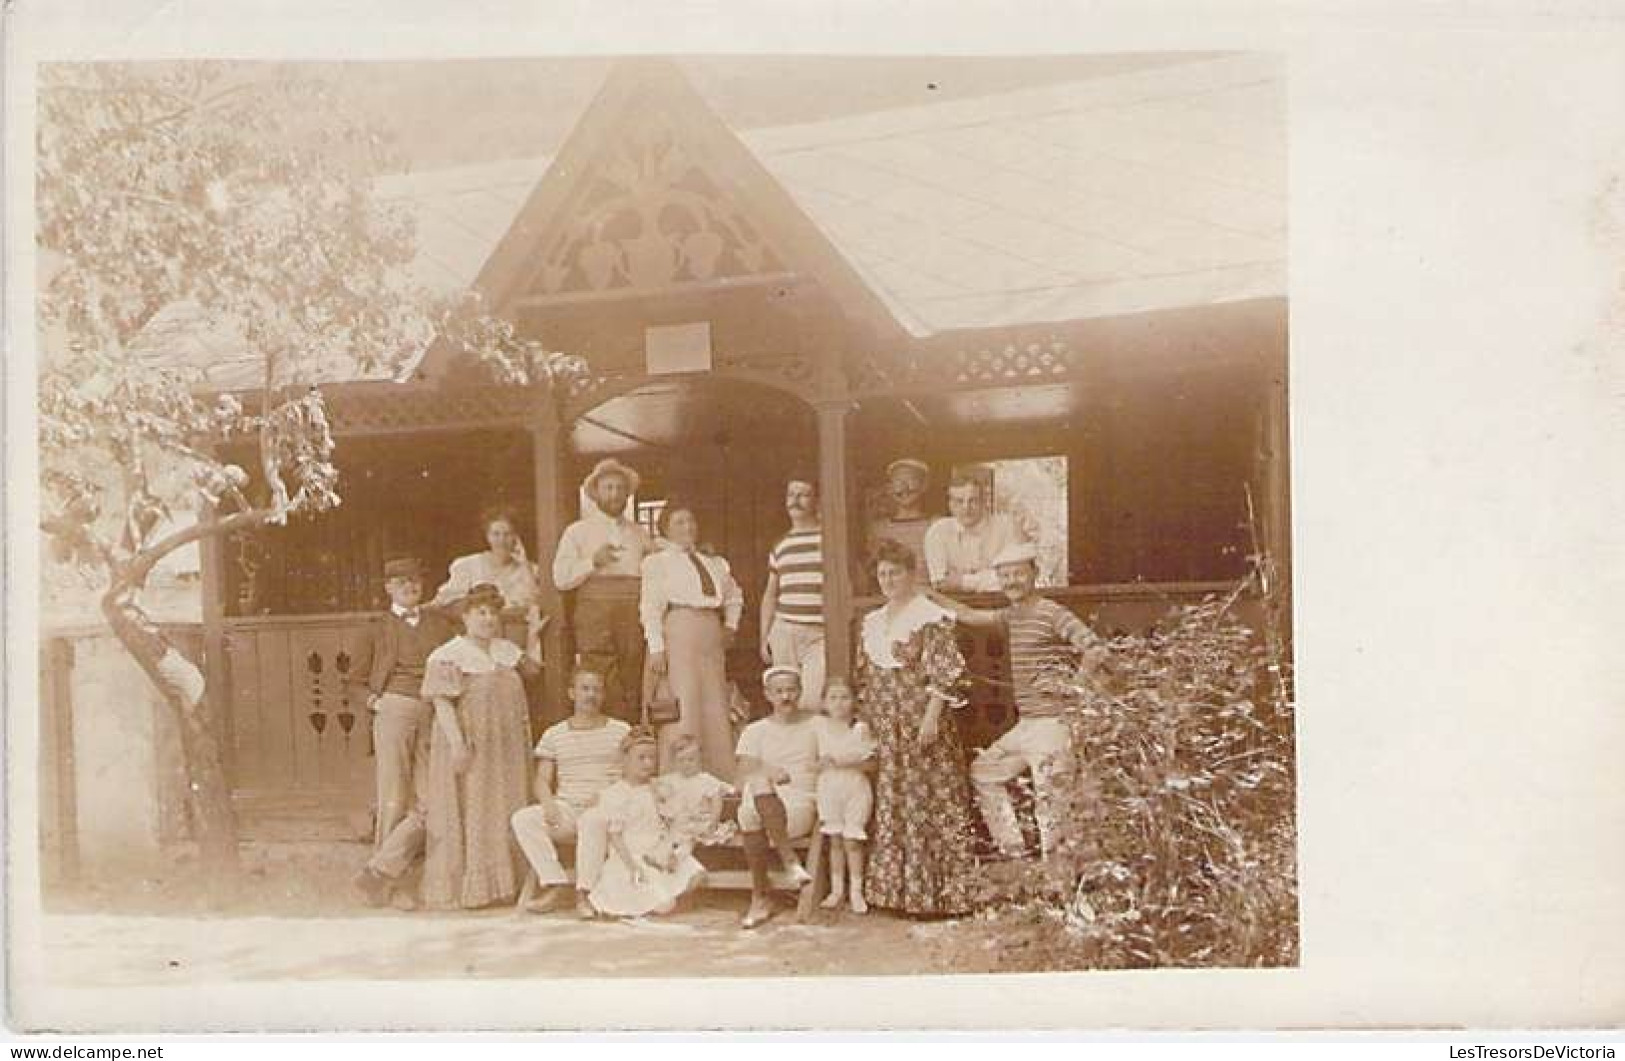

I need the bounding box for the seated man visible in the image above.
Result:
[510,668,629,917]
[923,472,1028,594]
[934,542,1105,859]
[735,665,820,929]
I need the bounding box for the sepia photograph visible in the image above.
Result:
[30,49,1294,993]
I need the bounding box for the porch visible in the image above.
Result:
[152,55,1289,841]
[205,304,1282,838]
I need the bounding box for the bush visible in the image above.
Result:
[969,580,1298,970]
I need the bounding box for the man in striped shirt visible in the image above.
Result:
[758,475,825,710]
[510,668,628,917]
[935,541,1105,859]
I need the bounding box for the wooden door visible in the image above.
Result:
[223,615,377,839]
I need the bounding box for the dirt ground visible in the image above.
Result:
[39,842,996,986]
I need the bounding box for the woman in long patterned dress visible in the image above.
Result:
[419,582,540,910]
[856,538,980,918]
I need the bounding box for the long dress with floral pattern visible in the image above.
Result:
[419,636,533,910]
[857,599,980,917]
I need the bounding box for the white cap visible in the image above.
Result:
[761,664,803,688]
[990,541,1040,569]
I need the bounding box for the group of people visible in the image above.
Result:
[347,455,1103,928]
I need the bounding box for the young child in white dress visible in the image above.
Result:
[588,729,706,919]
[813,678,877,913]
[655,734,736,859]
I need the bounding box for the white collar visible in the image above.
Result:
[862,594,954,669]
[390,603,420,619]
[440,635,522,672]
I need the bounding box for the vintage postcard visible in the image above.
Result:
[5,0,1622,1036]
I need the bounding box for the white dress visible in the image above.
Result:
[588,780,706,917]
[655,770,736,849]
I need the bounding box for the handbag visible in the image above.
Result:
[642,667,682,727]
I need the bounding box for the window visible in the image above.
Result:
[635,497,666,539]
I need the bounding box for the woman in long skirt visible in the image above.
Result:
[639,503,744,780]
[856,538,980,918]
[419,582,539,910]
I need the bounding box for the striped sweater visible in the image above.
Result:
[769,527,824,626]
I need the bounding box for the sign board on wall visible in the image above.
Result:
[645,322,712,375]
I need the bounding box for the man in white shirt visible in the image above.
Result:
[923,472,1029,593]
[735,665,819,928]
[552,459,653,723]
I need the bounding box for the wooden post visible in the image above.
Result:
[815,398,855,681]
[1259,356,1292,641]
[532,396,571,717]
[1265,365,1291,579]
[198,502,233,783]
[44,637,80,884]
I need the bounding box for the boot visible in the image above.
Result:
[752,793,811,886]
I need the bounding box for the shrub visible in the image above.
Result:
[969,576,1298,970]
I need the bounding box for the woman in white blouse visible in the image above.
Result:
[640,503,744,780]
[432,506,543,613]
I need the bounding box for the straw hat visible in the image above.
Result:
[582,458,641,497]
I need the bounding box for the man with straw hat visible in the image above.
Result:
[552,458,653,724]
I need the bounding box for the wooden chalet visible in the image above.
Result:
[179,56,1288,838]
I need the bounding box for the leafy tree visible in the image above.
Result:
[36,62,580,879]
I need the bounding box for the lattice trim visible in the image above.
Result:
[323,385,543,434]
[851,339,1075,395]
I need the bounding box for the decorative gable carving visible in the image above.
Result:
[524,107,787,300]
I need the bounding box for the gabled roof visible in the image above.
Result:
[743,52,1284,335]
[406,52,1285,339]
[129,53,1284,386]
[460,58,911,348]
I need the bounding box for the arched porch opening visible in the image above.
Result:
[548,374,820,718]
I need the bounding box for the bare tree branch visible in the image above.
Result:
[115,507,271,593]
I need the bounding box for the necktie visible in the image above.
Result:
[686,550,718,599]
